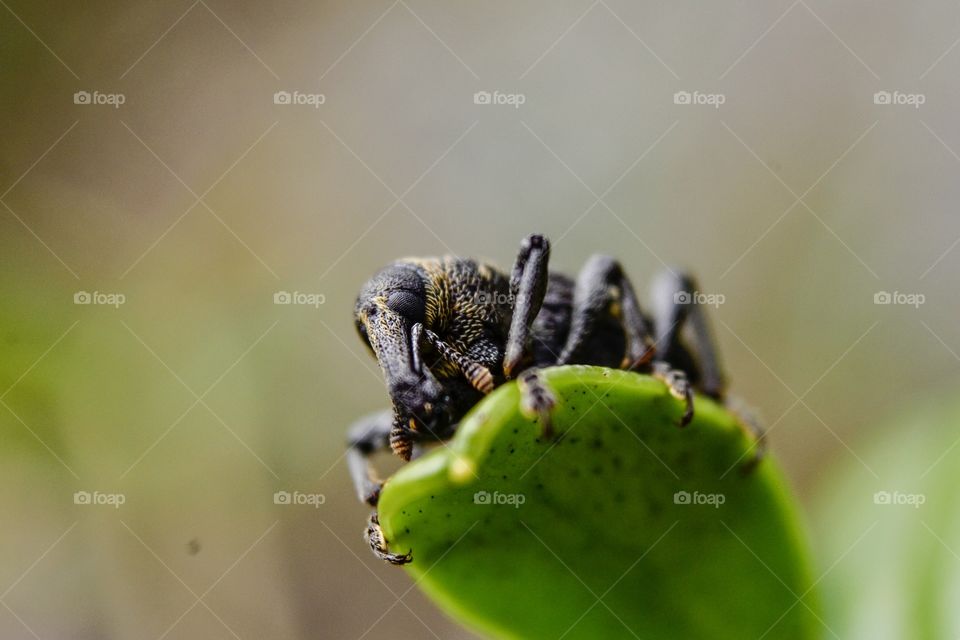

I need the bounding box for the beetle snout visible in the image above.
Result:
[390,375,441,411]
[390,376,447,429]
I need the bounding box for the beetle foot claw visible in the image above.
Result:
[366,512,412,566]
[653,362,694,427]
[518,369,556,438]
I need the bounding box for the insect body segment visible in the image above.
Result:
[347,233,749,564]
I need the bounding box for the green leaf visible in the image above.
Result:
[813,398,960,639]
[378,366,820,640]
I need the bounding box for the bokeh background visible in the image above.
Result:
[1,1,959,638]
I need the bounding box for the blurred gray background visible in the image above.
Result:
[1,1,958,638]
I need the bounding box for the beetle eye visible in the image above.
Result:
[386,290,425,323]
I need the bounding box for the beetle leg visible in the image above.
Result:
[517,369,556,437]
[365,512,412,565]
[504,234,551,378]
[652,361,694,427]
[649,270,725,400]
[557,255,656,370]
[346,410,396,505]
[420,327,495,394]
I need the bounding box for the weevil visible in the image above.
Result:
[348,233,748,564]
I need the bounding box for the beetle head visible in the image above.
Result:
[355,263,454,438]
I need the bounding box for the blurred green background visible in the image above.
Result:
[1,1,958,638]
